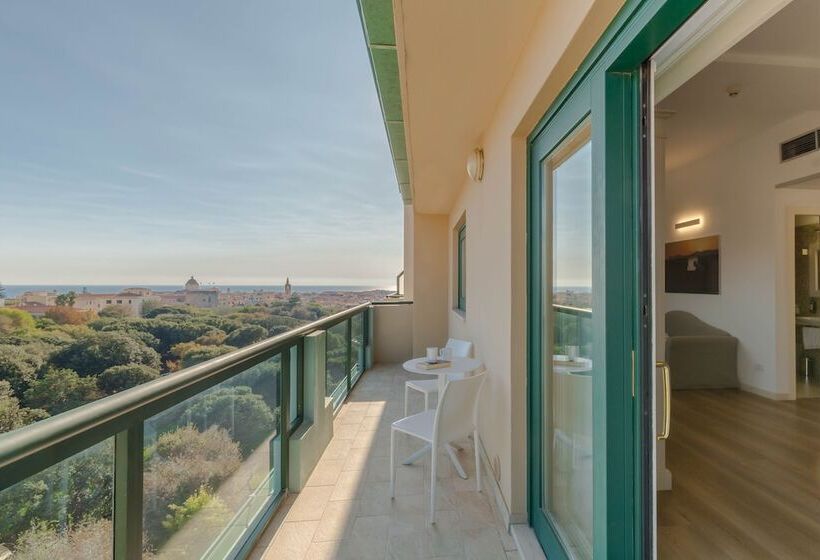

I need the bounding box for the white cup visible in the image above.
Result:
[567,345,579,361]
[426,347,439,362]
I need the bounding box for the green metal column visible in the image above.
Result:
[366,306,375,369]
[345,318,353,393]
[280,349,290,492]
[113,424,144,560]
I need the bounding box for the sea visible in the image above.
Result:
[2,285,391,298]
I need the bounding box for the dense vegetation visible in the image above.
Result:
[0,294,343,556]
[0,295,338,433]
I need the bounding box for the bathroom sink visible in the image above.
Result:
[796,316,820,327]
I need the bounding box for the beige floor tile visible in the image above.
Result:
[286,485,334,522]
[462,524,508,560]
[337,409,367,425]
[344,401,371,413]
[313,499,359,542]
[259,520,318,560]
[342,446,371,472]
[352,428,379,449]
[426,510,464,557]
[351,514,391,539]
[251,365,508,560]
[333,422,361,440]
[357,481,392,517]
[359,415,385,432]
[331,469,367,501]
[322,439,353,462]
[306,458,345,487]
[395,464,425,496]
[388,530,432,559]
[303,540,348,560]
[366,401,387,417]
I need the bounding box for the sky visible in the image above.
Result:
[553,142,592,288]
[0,1,403,287]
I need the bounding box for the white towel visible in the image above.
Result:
[803,327,820,350]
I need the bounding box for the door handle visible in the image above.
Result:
[656,361,671,440]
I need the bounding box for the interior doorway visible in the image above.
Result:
[648,0,820,556]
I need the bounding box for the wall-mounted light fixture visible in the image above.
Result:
[675,217,701,230]
[466,147,484,182]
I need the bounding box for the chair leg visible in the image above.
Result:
[430,444,437,524]
[390,428,396,499]
[404,384,409,416]
[474,429,481,493]
[424,391,429,411]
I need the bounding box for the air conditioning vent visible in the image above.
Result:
[781,130,819,162]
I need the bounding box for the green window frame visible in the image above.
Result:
[457,223,467,311]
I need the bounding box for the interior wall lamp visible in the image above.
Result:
[675,217,701,230]
[466,147,484,182]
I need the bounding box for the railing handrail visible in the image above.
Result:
[553,303,592,317]
[0,301,373,489]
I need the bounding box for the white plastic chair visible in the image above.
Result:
[390,370,486,524]
[404,338,473,415]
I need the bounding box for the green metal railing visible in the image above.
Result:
[553,304,592,359]
[0,302,375,560]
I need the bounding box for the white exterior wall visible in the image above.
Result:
[662,111,820,399]
[438,0,625,521]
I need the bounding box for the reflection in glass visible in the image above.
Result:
[0,439,114,559]
[288,344,300,430]
[142,355,282,559]
[351,313,364,385]
[542,127,593,559]
[326,321,348,405]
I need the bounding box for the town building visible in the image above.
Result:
[19,291,57,306]
[74,290,158,317]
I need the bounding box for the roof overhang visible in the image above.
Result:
[358,0,543,213]
[357,0,411,204]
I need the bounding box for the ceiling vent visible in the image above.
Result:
[781,130,819,162]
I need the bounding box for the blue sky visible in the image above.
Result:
[0,1,402,287]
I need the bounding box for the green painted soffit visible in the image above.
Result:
[357,0,412,204]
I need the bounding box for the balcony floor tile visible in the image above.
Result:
[252,363,516,560]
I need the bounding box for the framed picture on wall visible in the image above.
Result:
[665,235,720,294]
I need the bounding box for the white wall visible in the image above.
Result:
[373,303,413,364]
[440,0,625,521]
[410,211,449,356]
[663,110,820,399]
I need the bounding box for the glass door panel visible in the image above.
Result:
[542,123,593,559]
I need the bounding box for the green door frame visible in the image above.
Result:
[526,0,705,558]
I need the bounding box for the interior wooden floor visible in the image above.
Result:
[659,389,820,560]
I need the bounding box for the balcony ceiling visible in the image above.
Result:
[399,0,542,213]
[359,0,543,213]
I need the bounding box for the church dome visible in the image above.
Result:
[185,276,200,291]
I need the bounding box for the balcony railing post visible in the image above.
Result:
[366,306,375,369]
[279,349,290,493]
[113,424,144,560]
[345,318,353,393]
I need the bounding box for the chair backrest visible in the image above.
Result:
[665,310,729,337]
[445,338,473,358]
[434,371,486,445]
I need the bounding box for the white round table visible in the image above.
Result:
[552,356,593,376]
[401,356,483,479]
[402,356,483,393]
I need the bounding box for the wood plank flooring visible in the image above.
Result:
[659,389,820,559]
